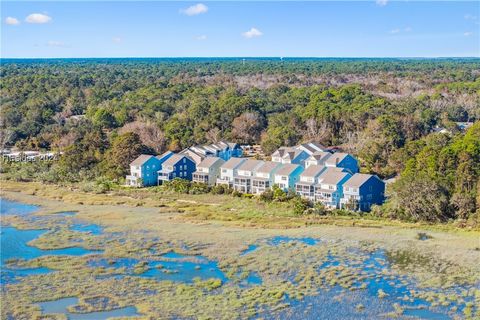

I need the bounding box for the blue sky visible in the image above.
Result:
[2,1,479,58]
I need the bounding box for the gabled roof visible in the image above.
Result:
[130,154,155,166]
[307,151,332,161]
[256,161,282,174]
[297,142,327,154]
[276,163,302,176]
[162,154,192,167]
[283,149,306,161]
[197,156,224,169]
[156,151,173,161]
[300,165,326,178]
[272,147,295,158]
[221,157,247,170]
[237,159,264,172]
[325,152,351,165]
[343,174,379,188]
[317,170,350,185]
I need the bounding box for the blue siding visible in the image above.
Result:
[218,146,243,161]
[287,166,305,190]
[161,156,197,182]
[338,155,360,174]
[140,157,162,186]
[358,176,385,211]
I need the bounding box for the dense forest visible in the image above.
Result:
[1,58,479,224]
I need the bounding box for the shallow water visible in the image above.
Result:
[1,198,477,319]
[0,199,102,284]
[39,297,139,319]
[88,251,232,283]
[267,236,320,246]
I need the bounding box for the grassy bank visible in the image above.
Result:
[1,179,478,233]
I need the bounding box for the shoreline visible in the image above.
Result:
[1,181,479,271]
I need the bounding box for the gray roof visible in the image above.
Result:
[300,165,325,178]
[325,152,350,165]
[197,156,224,169]
[162,154,190,167]
[272,147,295,157]
[130,154,154,166]
[317,170,350,185]
[237,159,264,171]
[256,161,281,174]
[221,157,247,170]
[156,151,173,160]
[308,151,331,161]
[276,163,302,176]
[343,174,377,188]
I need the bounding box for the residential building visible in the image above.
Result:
[274,164,304,191]
[216,157,248,187]
[305,151,332,168]
[325,153,359,174]
[314,169,352,208]
[233,159,264,193]
[180,148,206,165]
[296,142,328,155]
[251,161,283,194]
[182,141,243,163]
[157,154,196,184]
[192,157,225,185]
[271,147,309,165]
[126,152,173,187]
[341,174,385,211]
[295,165,328,200]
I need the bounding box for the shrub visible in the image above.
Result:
[291,197,311,216]
[189,182,210,194]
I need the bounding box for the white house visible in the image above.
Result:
[192,157,225,185]
[233,159,264,193]
[304,151,332,168]
[216,157,248,187]
[273,163,304,191]
[251,161,283,194]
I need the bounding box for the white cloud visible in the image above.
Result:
[25,13,52,24]
[390,28,400,34]
[46,40,69,48]
[404,26,412,32]
[181,3,208,16]
[242,27,263,39]
[196,35,207,41]
[464,32,473,37]
[376,0,388,6]
[112,37,122,43]
[5,17,20,25]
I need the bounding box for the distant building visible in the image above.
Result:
[157,154,196,184]
[341,174,385,211]
[314,169,352,209]
[216,157,248,187]
[251,161,283,194]
[274,163,304,191]
[233,159,264,193]
[126,152,173,187]
[271,147,309,165]
[304,151,332,168]
[192,157,225,185]
[295,165,329,200]
[324,153,359,174]
[181,141,243,164]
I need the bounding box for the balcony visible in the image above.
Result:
[125,175,141,187]
[251,178,270,194]
[216,176,232,185]
[158,171,173,182]
[192,172,209,184]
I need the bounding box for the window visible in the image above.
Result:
[183,158,186,163]
[222,169,227,173]
[173,166,176,171]
[281,176,287,181]
[153,165,156,168]
[146,165,149,169]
